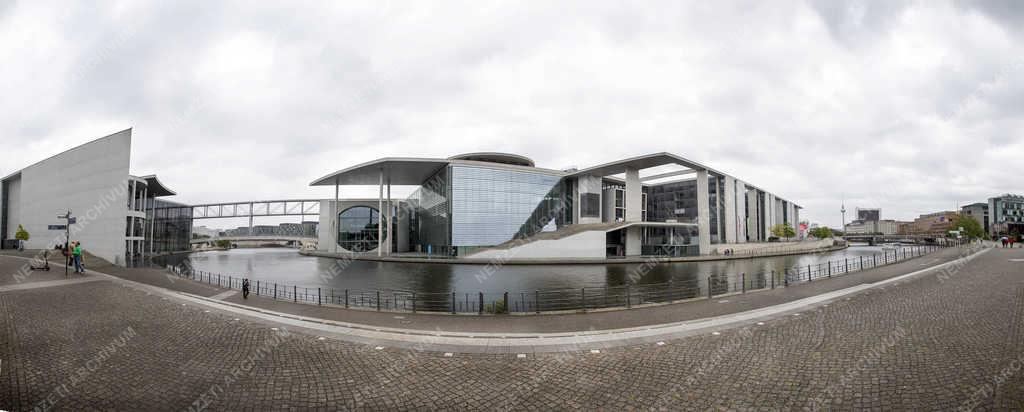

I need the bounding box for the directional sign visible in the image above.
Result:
[48,225,67,230]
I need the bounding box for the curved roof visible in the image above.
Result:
[310,157,450,186]
[139,175,177,197]
[448,152,534,167]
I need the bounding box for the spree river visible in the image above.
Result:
[158,245,917,296]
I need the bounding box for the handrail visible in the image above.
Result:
[167,244,953,315]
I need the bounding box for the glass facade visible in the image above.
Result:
[641,226,700,256]
[449,165,567,248]
[337,206,383,252]
[407,166,451,255]
[150,199,192,254]
[645,180,698,223]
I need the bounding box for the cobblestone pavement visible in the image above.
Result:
[1,248,1023,410]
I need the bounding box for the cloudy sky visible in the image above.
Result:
[1,0,1021,229]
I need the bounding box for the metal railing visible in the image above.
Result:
[167,244,952,315]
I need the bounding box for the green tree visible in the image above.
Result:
[951,214,985,240]
[771,223,797,241]
[809,226,833,239]
[215,239,232,249]
[14,225,29,242]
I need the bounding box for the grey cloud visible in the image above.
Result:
[1,0,1022,229]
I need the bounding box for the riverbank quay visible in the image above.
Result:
[0,245,1020,409]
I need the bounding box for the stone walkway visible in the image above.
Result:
[0,247,1021,409]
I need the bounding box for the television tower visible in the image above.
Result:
[840,199,846,232]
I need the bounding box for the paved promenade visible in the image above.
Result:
[1,247,1022,409]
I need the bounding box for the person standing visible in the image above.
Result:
[72,242,85,273]
[242,279,250,299]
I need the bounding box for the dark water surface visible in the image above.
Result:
[159,245,919,295]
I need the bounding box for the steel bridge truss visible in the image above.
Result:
[186,200,320,219]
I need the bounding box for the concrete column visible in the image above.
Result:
[333,179,339,254]
[723,176,736,244]
[735,180,747,243]
[378,169,383,257]
[746,190,758,241]
[696,170,710,254]
[765,193,774,239]
[626,227,642,256]
[624,167,641,222]
[386,176,392,255]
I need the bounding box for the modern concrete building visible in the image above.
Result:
[0,129,184,265]
[960,202,989,234]
[987,194,1024,237]
[310,152,801,259]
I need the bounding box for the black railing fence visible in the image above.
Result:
[168,244,952,315]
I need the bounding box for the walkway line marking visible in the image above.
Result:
[0,248,989,352]
[0,276,106,292]
[209,290,238,301]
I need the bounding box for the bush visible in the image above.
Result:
[485,300,507,314]
[15,225,29,241]
[215,239,232,249]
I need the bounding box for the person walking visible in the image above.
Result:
[72,242,85,274]
[242,279,250,299]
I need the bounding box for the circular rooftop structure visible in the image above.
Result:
[448,152,535,167]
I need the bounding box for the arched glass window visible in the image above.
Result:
[338,206,385,252]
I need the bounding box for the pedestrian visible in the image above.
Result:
[1001,237,1008,248]
[242,279,250,299]
[72,241,85,274]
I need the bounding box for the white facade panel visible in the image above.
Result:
[11,129,132,264]
[723,176,736,243]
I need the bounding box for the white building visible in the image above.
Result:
[311,152,802,259]
[1,129,181,265]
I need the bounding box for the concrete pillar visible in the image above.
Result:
[333,179,339,254]
[626,226,642,256]
[696,170,710,254]
[624,167,642,222]
[723,176,736,244]
[387,176,392,255]
[378,169,383,257]
[735,180,747,243]
[746,190,758,241]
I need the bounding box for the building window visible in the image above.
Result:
[581,193,601,218]
[338,206,383,252]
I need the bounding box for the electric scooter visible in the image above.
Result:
[30,250,51,271]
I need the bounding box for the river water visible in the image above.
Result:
[158,245,917,296]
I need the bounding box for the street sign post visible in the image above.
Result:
[57,210,74,277]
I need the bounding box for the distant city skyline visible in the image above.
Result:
[2,1,1022,229]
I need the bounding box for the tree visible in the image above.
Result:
[809,226,833,239]
[14,225,29,242]
[951,214,985,240]
[771,223,797,241]
[215,239,232,249]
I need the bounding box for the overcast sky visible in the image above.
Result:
[1,0,1021,230]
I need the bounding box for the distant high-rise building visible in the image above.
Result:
[987,194,1024,237]
[960,202,989,234]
